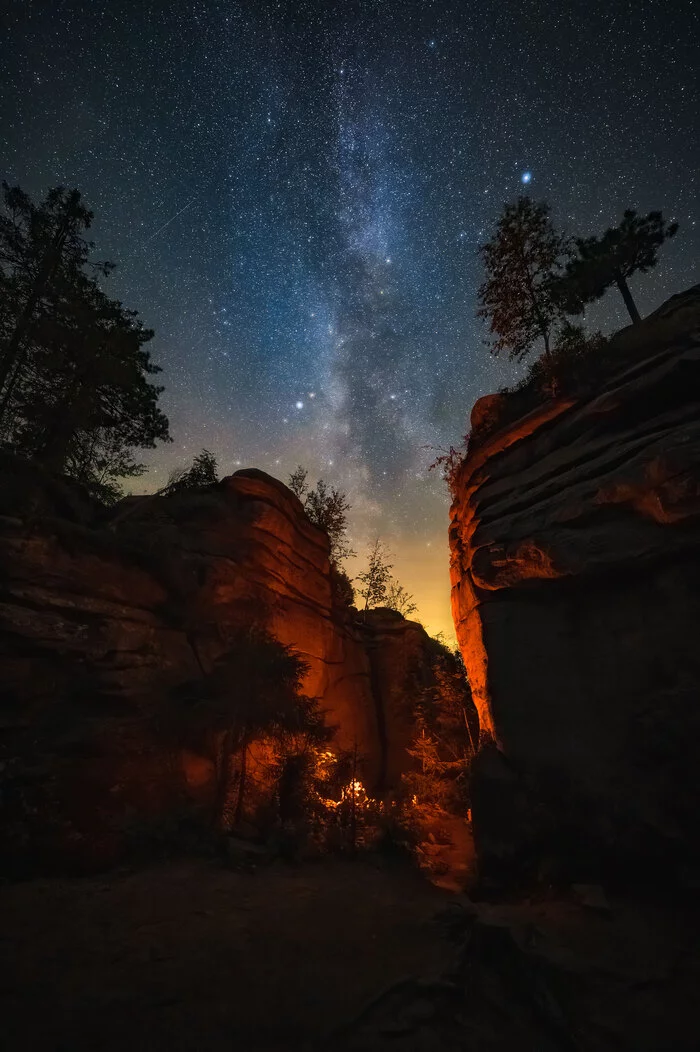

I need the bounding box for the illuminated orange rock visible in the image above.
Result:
[0,457,439,868]
[450,286,700,883]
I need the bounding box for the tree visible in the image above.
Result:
[477,197,568,362]
[0,182,96,413]
[385,581,418,618]
[12,274,170,476]
[304,479,355,565]
[288,466,355,567]
[161,449,219,496]
[403,656,477,812]
[356,539,393,611]
[171,628,327,830]
[288,464,308,500]
[553,209,678,325]
[0,184,171,502]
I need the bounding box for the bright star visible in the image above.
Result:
[295,401,304,410]
[521,171,532,184]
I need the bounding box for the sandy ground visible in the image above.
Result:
[0,857,454,1052]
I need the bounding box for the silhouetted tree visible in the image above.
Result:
[404,656,476,812]
[554,209,678,324]
[0,183,171,502]
[304,479,355,565]
[171,628,325,830]
[0,182,96,413]
[477,197,568,362]
[357,539,393,611]
[161,449,218,495]
[385,581,418,617]
[288,466,355,567]
[13,277,169,476]
[330,563,356,607]
[288,464,308,499]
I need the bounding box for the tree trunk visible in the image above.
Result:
[614,270,642,324]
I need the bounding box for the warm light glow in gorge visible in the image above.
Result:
[345,535,457,645]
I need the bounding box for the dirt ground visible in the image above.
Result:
[0,857,454,1052]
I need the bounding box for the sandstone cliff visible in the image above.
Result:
[0,461,439,869]
[449,288,700,883]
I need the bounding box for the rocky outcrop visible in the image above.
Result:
[450,288,700,884]
[0,460,438,869]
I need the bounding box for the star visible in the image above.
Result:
[4,0,694,642]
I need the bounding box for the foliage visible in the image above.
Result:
[304,478,355,564]
[330,562,356,607]
[0,182,171,502]
[160,448,219,496]
[385,581,418,617]
[169,628,328,829]
[403,657,476,814]
[553,209,678,324]
[288,464,308,499]
[430,324,611,497]
[356,538,394,610]
[288,465,355,567]
[428,444,468,497]
[477,197,568,361]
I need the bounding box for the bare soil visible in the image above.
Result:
[0,857,453,1052]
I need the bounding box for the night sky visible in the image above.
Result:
[3,0,698,637]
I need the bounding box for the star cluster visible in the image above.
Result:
[2,0,698,636]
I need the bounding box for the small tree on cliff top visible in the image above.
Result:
[356,539,393,611]
[288,464,308,499]
[288,466,355,567]
[161,448,218,495]
[477,197,567,362]
[553,209,678,325]
[385,580,418,618]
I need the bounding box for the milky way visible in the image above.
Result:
[3,0,698,635]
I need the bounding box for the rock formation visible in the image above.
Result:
[449,287,700,884]
[0,460,440,870]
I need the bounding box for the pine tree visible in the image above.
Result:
[553,209,678,324]
[0,183,171,502]
[0,182,95,412]
[477,197,568,362]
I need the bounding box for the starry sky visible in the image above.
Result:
[2,0,698,638]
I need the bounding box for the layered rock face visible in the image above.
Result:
[0,462,436,868]
[450,290,700,882]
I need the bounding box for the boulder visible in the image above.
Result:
[449,288,700,887]
[0,464,440,870]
